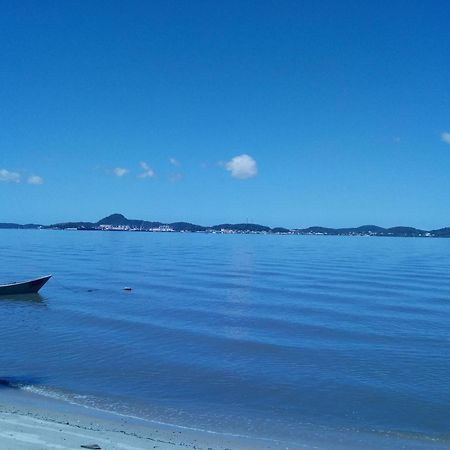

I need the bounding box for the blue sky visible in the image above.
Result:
[1,0,450,228]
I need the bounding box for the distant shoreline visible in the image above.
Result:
[1,213,450,237]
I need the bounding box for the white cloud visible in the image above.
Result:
[138,161,155,178]
[169,157,180,166]
[0,169,21,183]
[441,132,450,144]
[27,175,44,185]
[113,167,129,177]
[169,172,183,182]
[225,154,258,179]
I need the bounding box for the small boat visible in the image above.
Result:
[0,275,52,296]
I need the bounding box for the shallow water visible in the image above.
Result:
[1,230,450,448]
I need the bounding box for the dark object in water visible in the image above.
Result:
[0,376,42,388]
[0,379,15,388]
[81,446,101,450]
[123,287,132,291]
[0,275,52,296]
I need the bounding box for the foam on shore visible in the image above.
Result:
[2,383,450,450]
[0,386,295,450]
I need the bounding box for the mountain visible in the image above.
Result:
[0,223,42,229]
[169,222,206,232]
[272,227,291,233]
[96,214,163,229]
[299,226,338,234]
[430,227,450,237]
[296,225,427,237]
[211,223,271,232]
[50,221,96,229]
[2,214,449,237]
[385,226,426,237]
[96,214,128,226]
[49,215,273,233]
[341,225,386,233]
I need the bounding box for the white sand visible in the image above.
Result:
[2,386,446,450]
[0,387,292,450]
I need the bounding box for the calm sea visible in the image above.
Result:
[1,230,450,448]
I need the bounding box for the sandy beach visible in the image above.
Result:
[2,385,449,450]
[0,386,293,450]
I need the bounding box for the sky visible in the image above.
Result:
[1,0,450,228]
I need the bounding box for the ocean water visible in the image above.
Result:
[1,229,450,448]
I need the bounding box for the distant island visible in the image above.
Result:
[1,213,450,238]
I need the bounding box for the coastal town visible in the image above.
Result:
[1,213,449,238]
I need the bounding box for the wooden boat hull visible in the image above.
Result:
[0,275,52,296]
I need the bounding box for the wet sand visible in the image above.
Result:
[1,384,449,450]
[0,387,291,450]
